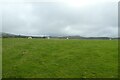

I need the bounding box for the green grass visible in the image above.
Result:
[2,38,118,78]
[0,38,2,79]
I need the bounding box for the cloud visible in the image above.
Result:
[2,0,118,37]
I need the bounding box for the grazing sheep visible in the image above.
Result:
[28,37,32,39]
[47,37,50,39]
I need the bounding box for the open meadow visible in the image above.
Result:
[0,38,2,79]
[2,38,118,78]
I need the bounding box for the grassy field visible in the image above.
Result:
[0,38,2,79]
[2,38,118,78]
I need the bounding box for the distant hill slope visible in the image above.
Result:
[1,32,119,39]
[0,32,1,37]
[1,32,17,38]
[1,32,47,38]
[1,32,27,38]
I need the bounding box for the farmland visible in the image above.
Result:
[0,38,2,78]
[2,38,118,78]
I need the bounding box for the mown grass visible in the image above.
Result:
[2,38,118,78]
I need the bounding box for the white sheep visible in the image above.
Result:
[28,37,32,39]
[47,37,50,39]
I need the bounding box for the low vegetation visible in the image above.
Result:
[2,38,118,78]
[0,38,2,78]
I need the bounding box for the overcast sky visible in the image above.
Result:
[1,0,119,37]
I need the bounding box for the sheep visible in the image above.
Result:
[28,37,32,39]
[47,37,50,39]
[66,37,69,39]
[109,38,112,40]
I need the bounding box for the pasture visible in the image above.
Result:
[2,38,118,78]
[0,38,2,78]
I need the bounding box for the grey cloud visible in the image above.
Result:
[2,1,118,37]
